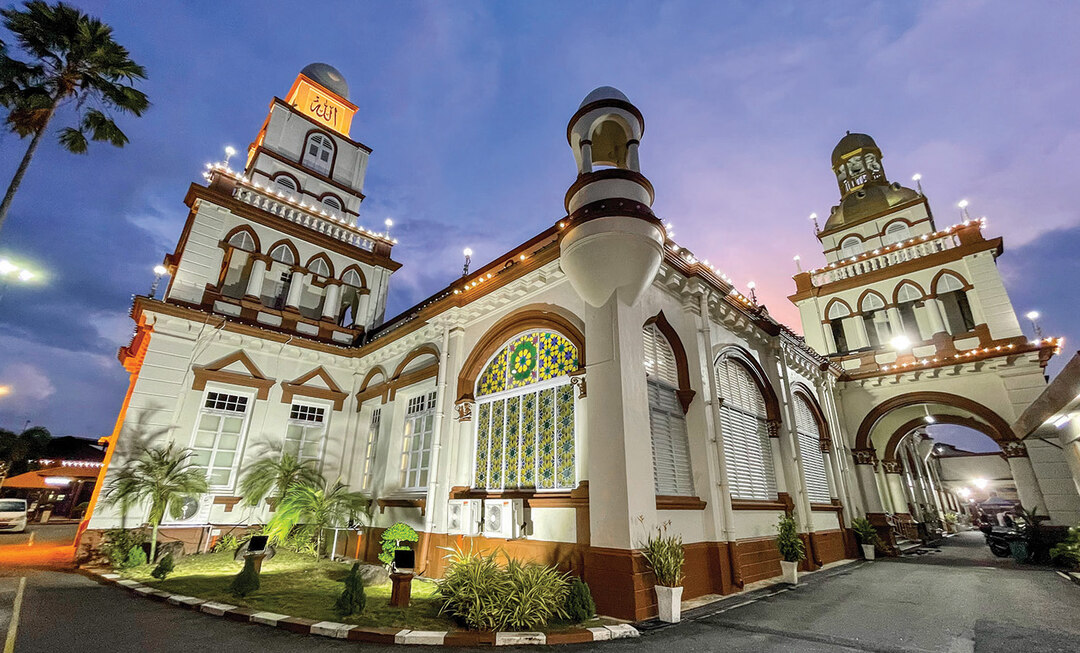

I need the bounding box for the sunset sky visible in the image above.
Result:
[1,1,1076,452]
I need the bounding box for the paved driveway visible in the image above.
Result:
[3,530,1079,652]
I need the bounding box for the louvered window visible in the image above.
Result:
[644,324,693,495]
[715,357,776,500]
[794,395,831,504]
[360,408,381,491]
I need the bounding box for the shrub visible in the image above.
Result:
[212,533,241,553]
[639,520,684,587]
[852,517,882,548]
[102,528,146,568]
[564,577,596,623]
[776,515,805,563]
[335,563,367,616]
[123,544,147,569]
[438,545,570,631]
[1050,525,1080,569]
[379,522,419,569]
[230,556,260,598]
[281,530,319,557]
[151,552,175,580]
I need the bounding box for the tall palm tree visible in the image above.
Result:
[104,442,207,562]
[267,478,368,558]
[0,1,148,238]
[238,450,322,509]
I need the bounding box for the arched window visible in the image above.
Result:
[882,221,911,246]
[338,269,365,328]
[269,244,295,266]
[715,355,776,500]
[473,331,579,491]
[644,323,693,496]
[262,244,296,309]
[839,236,863,259]
[793,394,831,504]
[308,258,330,278]
[220,230,257,299]
[590,118,630,168]
[274,175,297,193]
[302,133,335,175]
[895,283,923,341]
[827,302,851,354]
[935,274,976,334]
[860,293,890,348]
[321,196,342,213]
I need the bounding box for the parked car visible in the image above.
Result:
[0,498,29,533]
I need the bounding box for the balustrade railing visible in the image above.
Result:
[811,231,962,286]
[233,185,378,252]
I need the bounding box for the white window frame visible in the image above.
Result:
[284,400,329,466]
[401,390,438,491]
[303,133,335,176]
[360,406,382,492]
[189,388,255,490]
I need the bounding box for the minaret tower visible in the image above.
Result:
[559,87,665,307]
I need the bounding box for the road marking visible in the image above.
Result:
[3,576,26,653]
[26,532,33,547]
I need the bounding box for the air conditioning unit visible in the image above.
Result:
[482,499,523,540]
[447,499,481,536]
[163,494,212,525]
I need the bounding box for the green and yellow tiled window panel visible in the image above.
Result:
[476,331,578,398]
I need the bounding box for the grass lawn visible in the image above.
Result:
[122,549,449,629]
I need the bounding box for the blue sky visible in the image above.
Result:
[0,1,1077,448]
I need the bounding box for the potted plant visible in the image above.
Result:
[852,517,881,560]
[639,519,685,623]
[943,511,958,533]
[775,515,805,584]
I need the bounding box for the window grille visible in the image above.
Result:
[322,196,342,211]
[715,357,776,500]
[274,175,297,191]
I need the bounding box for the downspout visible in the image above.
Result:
[418,325,451,572]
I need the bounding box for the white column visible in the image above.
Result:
[822,321,837,354]
[886,471,910,515]
[627,140,640,172]
[321,283,341,320]
[887,307,904,336]
[925,298,947,335]
[854,457,885,514]
[245,258,268,299]
[285,271,308,309]
[580,141,593,174]
[851,315,871,349]
[777,345,813,533]
[697,292,737,545]
[1006,445,1049,515]
[356,291,372,329]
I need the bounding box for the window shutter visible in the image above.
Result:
[647,380,694,496]
[794,395,831,504]
[715,358,776,500]
[643,324,679,387]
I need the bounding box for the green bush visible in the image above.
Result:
[776,515,805,563]
[438,546,570,631]
[281,530,319,556]
[852,517,882,548]
[212,533,241,553]
[639,520,684,587]
[335,563,367,616]
[230,556,260,598]
[378,522,419,569]
[123,544,147,569]
[151,552,175,580]
[563,577,596,623]
[102,528,146,568]
[1050,525,1080,569]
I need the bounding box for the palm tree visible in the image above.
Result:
[0,1,149,239]
[267,478,368,558]
[103,442,207,562]
[238,450,322,509]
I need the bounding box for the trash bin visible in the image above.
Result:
[1008,540,1028,563]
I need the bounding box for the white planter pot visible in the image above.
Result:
[780,560,799,585]
[861,544,876,560]
[654,584,683,623]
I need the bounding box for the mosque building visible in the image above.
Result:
[80,64,1079,621]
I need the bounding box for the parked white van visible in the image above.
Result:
[0,498,29,533]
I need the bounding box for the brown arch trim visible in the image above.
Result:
[222,225,261,253]
[791,383,831,444]
[856,288,888,314]
[892,279,927,304]
[339,263,368,288]
[267,239,301,267]
[301,128,339,177]
[270,171,303,193]
[854,391,1017,452]
[823,298,852,322]
[929,268,973,296]
[304,253,335,278]
[456,308,586,402]
[713,345,781,423]
[393,344,441,379]
[881,414,1001,462]
[316,191,346,210]
[644,311,696,413]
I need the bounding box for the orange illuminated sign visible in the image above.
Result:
[286,75,357,137]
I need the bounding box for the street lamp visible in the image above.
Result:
[746,281,757,303]
[224,145,237,167]
[0,385,10,398]
[0,257,37,304]
[149,264,168,299]
[958,199,971,220]
[462,247,473,276]
[912,173,923,195]
[1025,311,1044,340]
[384,218,393,239]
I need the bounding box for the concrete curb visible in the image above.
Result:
[82,567,637,646]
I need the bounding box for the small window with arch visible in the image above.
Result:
[303,133,334,175]
[274,175,297,193]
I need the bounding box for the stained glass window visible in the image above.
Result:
[473,330,578,490]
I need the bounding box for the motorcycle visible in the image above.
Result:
[979,520,1028,559]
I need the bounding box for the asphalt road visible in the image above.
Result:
[2,530,1078,652]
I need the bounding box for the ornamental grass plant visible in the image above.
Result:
[852,517,883,548]
[639,519,685,587]
[437,545,570,631]
[776,515,806,563]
